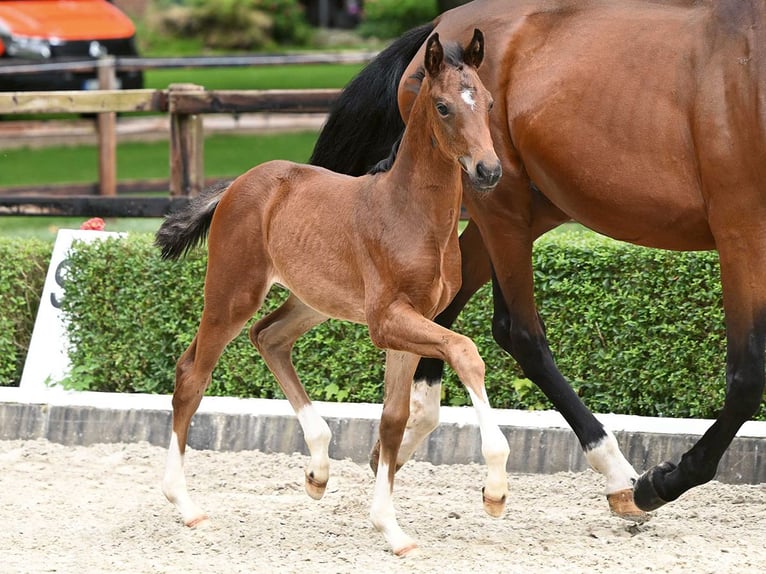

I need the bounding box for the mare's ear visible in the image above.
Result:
[425,33,444,77]
[464,28,484,69]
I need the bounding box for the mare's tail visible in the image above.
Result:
[155,180,231,260]
[308,22,435,175]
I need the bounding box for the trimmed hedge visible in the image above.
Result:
[0,238,50,386]
[5,229,764,420]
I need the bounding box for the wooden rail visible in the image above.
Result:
[0,82,341,217]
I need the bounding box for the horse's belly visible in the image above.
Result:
[503,5,716,250]
[522,147,714,250]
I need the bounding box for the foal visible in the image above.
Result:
[155,29,505,556]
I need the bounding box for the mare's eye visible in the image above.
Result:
[436,103,450,117]
[488,100,495,112]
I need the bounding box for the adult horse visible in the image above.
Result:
[309,0,766,516]
[156,31,505,555]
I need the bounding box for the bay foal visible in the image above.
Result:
[155,29,505,555]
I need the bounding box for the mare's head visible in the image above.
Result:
[423,29,501,191]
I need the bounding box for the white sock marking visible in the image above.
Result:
[398,380,441,466]
[585,430,640,494]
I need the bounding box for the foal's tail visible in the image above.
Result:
[155,180,231,260]
[308,22,435,175]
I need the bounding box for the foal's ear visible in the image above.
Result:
[425,33,444,77]
[464,28,484,69]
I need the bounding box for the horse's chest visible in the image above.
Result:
[415,238,462,317]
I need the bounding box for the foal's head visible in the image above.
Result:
[423,29,501,191]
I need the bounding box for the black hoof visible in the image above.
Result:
[634,461,676,511]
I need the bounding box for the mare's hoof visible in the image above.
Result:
[606,488,650,523]
[481,487,507,518]
[634,461,676,511]
[185,514,210,528]
[305,472,327,500]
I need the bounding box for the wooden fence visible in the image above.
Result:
[0,53,376,218]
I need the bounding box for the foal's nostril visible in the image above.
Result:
[476,161,502,188]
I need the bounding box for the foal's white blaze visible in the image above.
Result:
[162,431,206,526]
[296,404,332,491]
[370,460,418,556]
[397,379,441,466]
[585,429,640,494]
[467,388,510,507]
[461,88,477,111]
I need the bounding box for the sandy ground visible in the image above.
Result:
[1,439,764,574]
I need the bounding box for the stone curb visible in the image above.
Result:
[1,387,764,485]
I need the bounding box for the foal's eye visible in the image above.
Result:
[488,100,495,112]
[436,103,450,117]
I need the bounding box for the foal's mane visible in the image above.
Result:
[369,40,472,176]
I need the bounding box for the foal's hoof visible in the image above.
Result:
[606,489,650,523]
[394,543,421,558]
[634,461,676,511]
[185,514,210,529]
[481,487,507,518]
[305,471,327,500]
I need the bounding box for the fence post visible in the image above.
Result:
[97,55,117,196]
[168,83,204,197]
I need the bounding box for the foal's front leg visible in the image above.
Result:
[369,303,510,520]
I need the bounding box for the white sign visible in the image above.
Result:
[19,229,123,392]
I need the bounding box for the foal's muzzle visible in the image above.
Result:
[467,159,502,191]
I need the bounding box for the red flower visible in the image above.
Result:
[80,217,106,231]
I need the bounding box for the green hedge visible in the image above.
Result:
[0,238,50,386]
[5,230,764,420]
[358,0,439,39]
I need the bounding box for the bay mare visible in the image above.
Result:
[308,0,766,517]
[155,31,504,555]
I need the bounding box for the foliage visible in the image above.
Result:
[0,238,50,386]
[57,235,386,400]
[145,0,312,51]
[358,0,439,39]
[37,230,763,420]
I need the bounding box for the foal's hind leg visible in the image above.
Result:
[163,285,267,527]
[250,294,331,500]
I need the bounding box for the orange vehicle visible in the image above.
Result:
[0,0,143,91]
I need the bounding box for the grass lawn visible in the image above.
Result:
[145,64,364,91]
[0,131,320,240]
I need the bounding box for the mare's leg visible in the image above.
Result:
[467,178,646,521]
[634,237,766,510]
[249,294,331,499]
[163,268,269,526]
[371,221,492,472]
[369,302,510,519]
[370,350,420,556]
